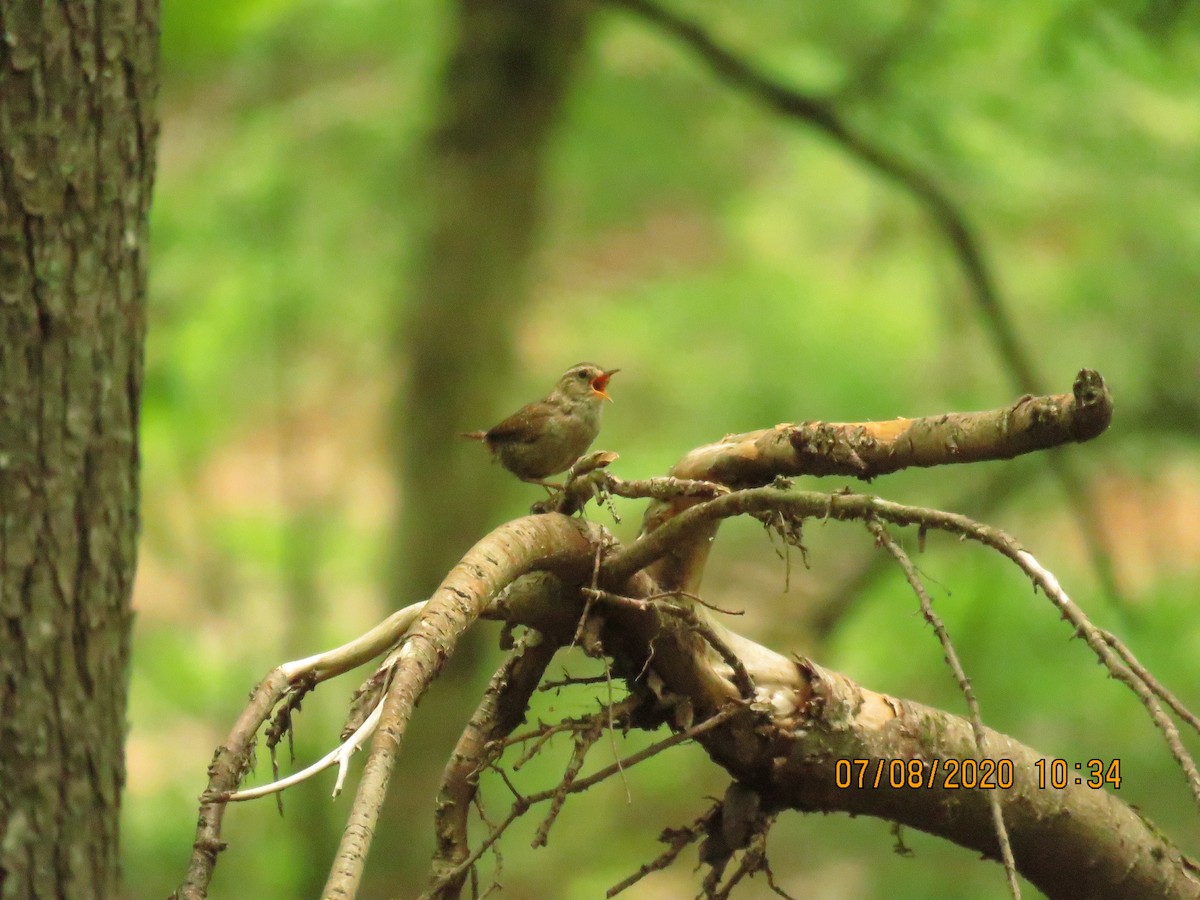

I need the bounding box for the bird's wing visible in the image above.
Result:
[485,404,553,444]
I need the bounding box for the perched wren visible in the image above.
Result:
[463,363,618,486]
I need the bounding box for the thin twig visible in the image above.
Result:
[605,485,1200,809]
[572,540,606,647]
[538,673,610,692]
[711,820,780,900]
[503,707,635,761]
[1100,629,1200,735]
[607,810,715,897]
[1012,548,1200,808]
[532,715,605,848]
[551,469,731,516]
[592,589,756,701]
[423,706,741,898]
[643,589,745,617]
[602,658,633,804]
[531,696,642,848]
[867,518,1020,899]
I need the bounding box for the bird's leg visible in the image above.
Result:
[523,476,565,494]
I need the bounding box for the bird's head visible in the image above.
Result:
[558,363,619,403]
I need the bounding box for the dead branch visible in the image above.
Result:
[421,707,742,900]
[635,370,1111,592]
[179,369,1200,899]
[707,657,1200,898]
[174,600,429,898]
[672,369,1110,488]
[429,635,562,898]
[597,0,1124,601]
[866,518,1019,899]
[322,514,602,899]
[599,485,1200,813]
[607,804,717,896]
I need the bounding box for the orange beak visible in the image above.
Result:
[590,368,619,402]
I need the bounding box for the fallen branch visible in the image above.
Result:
[177,369,1200,899]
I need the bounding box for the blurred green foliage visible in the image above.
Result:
[131,1,1199,897]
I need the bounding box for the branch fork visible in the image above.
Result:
[176,371,1200,900]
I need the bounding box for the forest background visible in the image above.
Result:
[132,1,1200,897]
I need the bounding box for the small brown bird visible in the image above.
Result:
[463,363,619,486]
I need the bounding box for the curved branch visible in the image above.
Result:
[601,0,1125,604]
[174,599,428,898]
[279,600,428,681]
[672,369,1111,488]
[472,499,1200,896]
[636,370,1110,592]
[607,487,1200,805]
[322,514,601,898]
[712,661,1200,899]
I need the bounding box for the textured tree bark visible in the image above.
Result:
[392,0,591,604]
[0,2,158,897]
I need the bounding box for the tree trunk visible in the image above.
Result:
[392,0,590,604]
[0,2,158,897]
[377,4,591,888]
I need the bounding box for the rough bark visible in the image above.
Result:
[639,369,1112,594]
[707,661,1200,900]
[0,1,158,897]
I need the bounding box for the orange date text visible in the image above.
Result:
[834,758,1015,790]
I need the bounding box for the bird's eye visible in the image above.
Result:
[575,370,589,381]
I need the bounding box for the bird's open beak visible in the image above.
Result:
[590,368,619,402]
